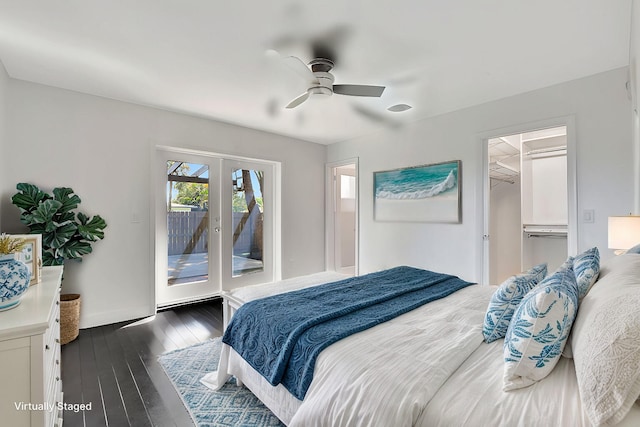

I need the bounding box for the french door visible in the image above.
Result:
[155,148,277,307]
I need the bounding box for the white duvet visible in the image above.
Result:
[287,285,494,426]
[204,274,640,426]
[205,284,495,426]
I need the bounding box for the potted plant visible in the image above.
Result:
[11,183,107,343]
[0,234,30,311]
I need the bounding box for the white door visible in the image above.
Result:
[155,149,279,306]
[156,150,221,306]
[221,159,275,290]
[326,160,358,275]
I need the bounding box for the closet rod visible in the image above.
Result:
[526,234,567,239]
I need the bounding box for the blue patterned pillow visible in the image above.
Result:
[625,243,640,254]
[573,247,600,299]
[503,264,579,391]
[482,263,547,343]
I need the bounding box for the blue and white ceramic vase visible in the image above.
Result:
[0,254,30,311]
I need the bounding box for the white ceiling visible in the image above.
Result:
[0,1,632,145]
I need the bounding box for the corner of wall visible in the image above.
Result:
[632,0,640,213]
[0,58,9,229]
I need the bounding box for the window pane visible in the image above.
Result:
[167,161,209,285]
[341,175,356,199]
[232,169,264,277]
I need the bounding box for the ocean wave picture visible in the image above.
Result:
[374,160,461,222]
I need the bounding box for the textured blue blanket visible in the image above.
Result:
[222,266,474,400]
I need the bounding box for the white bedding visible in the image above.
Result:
[226,271,350,302]
[205,283,495,425]
[206,269,640,426]
[422,340,640,427]
[289,285,494,426]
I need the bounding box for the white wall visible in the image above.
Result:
[489,179,521,284]
[0,60,9,227]
[632,0,640,213]
[0,79,326,328]
[328,68,633,282]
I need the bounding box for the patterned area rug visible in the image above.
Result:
[158,338,284,426]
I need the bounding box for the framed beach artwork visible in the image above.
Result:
[13,234,42,285]
[374,160,461,223]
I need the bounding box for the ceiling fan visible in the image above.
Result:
[282,56,386,109]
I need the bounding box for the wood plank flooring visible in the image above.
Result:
[60,299,224,427]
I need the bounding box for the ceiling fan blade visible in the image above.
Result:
[282,55,315,81]
[286,91,310,109]
[333,84,385,97]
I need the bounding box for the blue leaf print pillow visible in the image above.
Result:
[573,247,600,299]
[503,264,579,391]
[625,242,640,254]
[482,263,547,343]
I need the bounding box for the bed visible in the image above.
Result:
[202,253,640,426]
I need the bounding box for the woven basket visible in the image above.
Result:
[60,293,81,345]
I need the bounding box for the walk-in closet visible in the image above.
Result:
[488,126,568,284]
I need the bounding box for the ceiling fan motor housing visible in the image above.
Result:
[310,71,334,96]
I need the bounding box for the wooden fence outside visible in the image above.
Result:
[167,211,262,257]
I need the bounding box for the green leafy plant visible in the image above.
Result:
[11,183,107,266]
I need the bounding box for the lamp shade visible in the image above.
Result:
[608,216,640,249]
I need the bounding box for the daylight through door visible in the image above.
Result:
[156,148,278,307]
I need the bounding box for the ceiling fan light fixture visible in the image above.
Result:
[309,86,333,96]
[387,103,412,112]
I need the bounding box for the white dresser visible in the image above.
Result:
[0,266,64,427]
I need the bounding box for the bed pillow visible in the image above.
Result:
[503,263,578,391]
[625,242,640,254]
[573,247,600,300]
[571,254,640,426]
[482,263,547,343]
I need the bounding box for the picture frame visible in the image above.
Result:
[13,234,42,285]
[374,160,461,223]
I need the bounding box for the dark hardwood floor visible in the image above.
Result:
[61,299,224,427]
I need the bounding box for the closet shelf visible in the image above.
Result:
[523,224,567,237]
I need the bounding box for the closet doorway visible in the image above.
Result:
[484,123,576,285]
[326,159,358,275]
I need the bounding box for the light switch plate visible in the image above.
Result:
[583,209,595,223]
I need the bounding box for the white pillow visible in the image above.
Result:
[503,263,578,391]
[572,254,640,426]
[482,264,547,343]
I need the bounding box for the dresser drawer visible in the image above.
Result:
[0,266,63,427]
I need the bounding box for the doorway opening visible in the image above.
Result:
[484,123,576,284]
[326,160,358,276]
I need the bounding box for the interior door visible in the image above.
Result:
[335,165,356,274]
[326,159,358,275]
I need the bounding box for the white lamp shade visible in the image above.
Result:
[608,216,640,249]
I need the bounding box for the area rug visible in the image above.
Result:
[158,338,284,426]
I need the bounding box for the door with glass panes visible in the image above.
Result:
[156,149,275,306]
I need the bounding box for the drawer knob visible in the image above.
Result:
[55,338,60,344]
[56,376,60,382]
[55,318,60,323]
[56,300,60,305]
[56,359,60,365]
[45,345,50,350]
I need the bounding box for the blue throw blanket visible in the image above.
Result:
[222,266,474,400]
